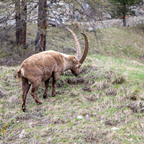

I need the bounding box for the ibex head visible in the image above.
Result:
[66,28,89,76]
[70,56,82,76]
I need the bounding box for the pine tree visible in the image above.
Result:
[109,0,142,26]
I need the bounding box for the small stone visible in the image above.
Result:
[111,127,119,131]
[85,114,89,118]
[77,116,83,119]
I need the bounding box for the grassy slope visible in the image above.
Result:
[0,25,144,143]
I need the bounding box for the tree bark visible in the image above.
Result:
[122,3,127,27]
[35,0,47,52]
[21,0,27,46]
[123,16,126,27]
[15,0,21,45]
[15,0,27,46]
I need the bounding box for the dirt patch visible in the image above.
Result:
[70,90,80,97]
[84,93,100,102]
[105,87,117,96]
[66,78,85,85]
[90,80,111,91]
[56,79,65,88]
[105,71,116,80]
[43,116,66,124]
[85,132,99,143]
[86,73,101,81]
[16,115,32,121]
[105,120,119,126]
[126,90,139,101]
[41,128,54,138]
[83,86,92,92]
[105,71,126,84]
[127,101,144,113]
[56,90,64,95]
[52,118,65,124]
[97,81,110,91]
[112,76,126,84]
[129,95,137,101]
[86,80,95,86]
[80,65,99,74]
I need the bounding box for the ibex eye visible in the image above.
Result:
[73,58,77,63]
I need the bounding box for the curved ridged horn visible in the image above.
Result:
[66,28,82,60]
[79,33,89,64]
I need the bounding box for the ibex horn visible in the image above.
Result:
[79,33,89,64]
[66,28,82,60]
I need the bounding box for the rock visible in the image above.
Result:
[88,27,94,31]
[111,127,119,131]
[77,116,83,120]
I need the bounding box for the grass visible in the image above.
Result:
[0,24,144,143]
[1,24,144,65]
[0,52,144,143]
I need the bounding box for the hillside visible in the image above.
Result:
[0,25,144,143]
[0,24,144,65]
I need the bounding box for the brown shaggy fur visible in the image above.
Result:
[17,30,88,112]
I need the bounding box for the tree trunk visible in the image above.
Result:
[122,3,127,27]
[15,0,21,45]
[15,0,27,46]
[123,16,126,27]
[21,0,27,46]
[35,0,47,52]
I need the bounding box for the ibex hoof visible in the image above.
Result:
[43,94,47,99]
[22,106,26,112]
[52,93,56,97]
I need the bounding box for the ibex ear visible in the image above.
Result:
[73,57,77,63]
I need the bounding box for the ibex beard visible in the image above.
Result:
[17,28,89,112]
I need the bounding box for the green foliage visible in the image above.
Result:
[109,0,142,26]
[109,0,141,16]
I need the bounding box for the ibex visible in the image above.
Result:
[17,28,88,112]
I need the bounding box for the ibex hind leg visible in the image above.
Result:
[30,79,42,105]
[52,72,60,97]
[21,77,31,112]
[43,79,50,99]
